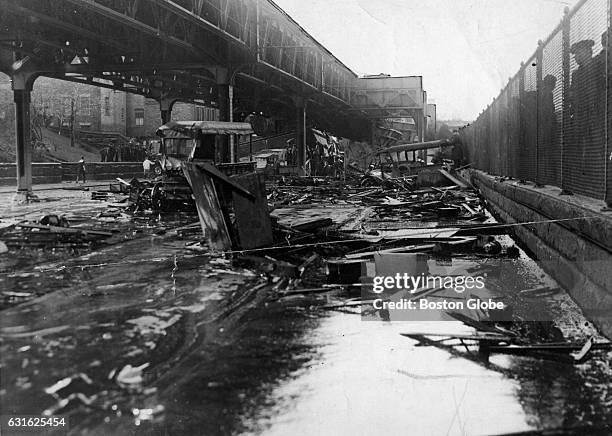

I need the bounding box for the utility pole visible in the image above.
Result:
[70,98,75,148]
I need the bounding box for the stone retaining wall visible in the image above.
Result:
[469,169,612,338]
[0,162,143,185]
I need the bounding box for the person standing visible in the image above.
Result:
[76,156,87,183]
[142,156,153,178]
[568,39,597,177]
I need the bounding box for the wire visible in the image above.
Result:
[218,215,601,255]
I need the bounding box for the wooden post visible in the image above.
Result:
[249,134,253,161]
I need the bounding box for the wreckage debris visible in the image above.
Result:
[0,215,115,251]
[4,158,605,373]
[401,331,612,365]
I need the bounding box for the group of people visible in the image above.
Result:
[304,130,343,177]
[567,33,607,173]
[283,131,343,177]
[99,141,148,163]
[432,132,467,169]
[519,32,607,187]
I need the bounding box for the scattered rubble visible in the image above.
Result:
[1,163,608,369]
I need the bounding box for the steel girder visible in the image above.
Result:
[0,0,360,110]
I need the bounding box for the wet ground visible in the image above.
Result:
[1,186,611,436]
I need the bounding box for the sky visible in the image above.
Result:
[274,0,580,121]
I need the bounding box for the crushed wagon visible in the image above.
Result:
[128,121,255,211]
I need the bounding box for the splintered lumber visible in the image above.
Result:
[280,286,340,296]
[290,217,333,232]
[486,340,610,353]
[372,140,442,155]
[462,203,477,215]
[182,163,232,251]
[196,161,254,200]
[401,332,608,364]
[16,223,113,237]
[344,244,436,259]
[116,177,132,186]
[454,223,514,236]
[321,299,383,309]
[400,332,514,343]
[518,286,560,298]
[446,311,513,335]
[438,169,468,188]
[231,173,273,249]
[485,338,609,363]
[298,253,319,276]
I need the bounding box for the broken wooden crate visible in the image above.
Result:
[182,162,273,251]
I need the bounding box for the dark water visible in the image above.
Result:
[1,212,611,435]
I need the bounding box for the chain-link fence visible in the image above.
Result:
[462,0,611,202]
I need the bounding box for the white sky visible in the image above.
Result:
[274,0,580,121]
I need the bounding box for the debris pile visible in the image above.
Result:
[2,164,608,368]
[193,172,609,367]
[0,214,115,251]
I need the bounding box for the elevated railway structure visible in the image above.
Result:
[0,0,427,199]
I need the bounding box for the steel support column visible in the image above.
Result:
[217,83,234,163]
[160,98,176,124]
[295,102,306,168]
[12,72,36,203]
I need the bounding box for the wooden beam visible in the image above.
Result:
[196,162,254,200]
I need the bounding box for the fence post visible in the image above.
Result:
[535,40,544,187]
[606,0,612,207]
[560,7,572,195]
[518,62,526,182]
[487,103,492,173]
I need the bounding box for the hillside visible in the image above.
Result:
[39,128,100,162]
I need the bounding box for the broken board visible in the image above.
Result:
[231,173,273,249]
[438,169,469,189]
[182,162,232,251]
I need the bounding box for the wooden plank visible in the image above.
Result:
[290,217,333,232]
[400,332,513,342]
[196,162,254,200]
[438,169,468,188]
[182,163,232,251]
[231,173,273,249]
[280,287,340,296]
[16,223,113,237]
[344,244,436,259]
[446,311,512,335]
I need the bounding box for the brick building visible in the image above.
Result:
[32,77,218,139]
